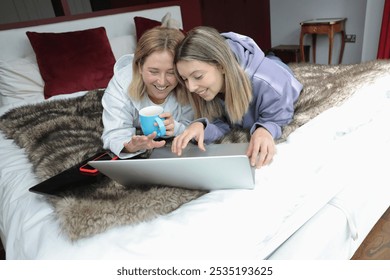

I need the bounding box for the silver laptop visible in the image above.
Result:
[88,143,255,191]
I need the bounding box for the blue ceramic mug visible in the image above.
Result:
[139,105,166,137]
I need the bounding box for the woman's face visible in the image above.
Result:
[176,60,224,101]
[139,50,178,104]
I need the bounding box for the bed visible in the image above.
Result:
[0,1,390,260]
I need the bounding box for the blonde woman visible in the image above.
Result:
[172,26,302,168]
[102,26,193,159]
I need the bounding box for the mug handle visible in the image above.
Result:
[154,117,166,137]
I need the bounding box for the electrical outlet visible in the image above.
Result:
[345,34,356,43]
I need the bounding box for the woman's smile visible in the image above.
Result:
[196,88,207,97]
[154,84,169,91]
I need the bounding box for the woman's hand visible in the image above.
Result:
[159,112,175,137]
[246,127,276,168]
[123,132,166,153]
[172,122,205,156]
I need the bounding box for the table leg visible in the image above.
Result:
[338,30,346,64]
[300,31,306,62]
[328,30,334,64]
[312,34,317,63]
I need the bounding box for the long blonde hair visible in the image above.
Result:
[128,27,187,105]
[174,26,252,123]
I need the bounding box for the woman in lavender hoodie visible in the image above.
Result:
[171,26,303,168]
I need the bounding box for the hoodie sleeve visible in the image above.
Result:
[194,117,231,144]
[247,57,302,139]
[222,32,302,139]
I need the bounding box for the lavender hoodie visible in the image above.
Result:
[200,32,303,143]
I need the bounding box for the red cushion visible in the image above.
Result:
[26,27,116,99]
[134,16,161,41]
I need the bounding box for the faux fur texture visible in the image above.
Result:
[0,91,206,241]
[279,60,390,142]
[0,59,389,241]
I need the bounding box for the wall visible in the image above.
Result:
[175,0,202,30]
[200,0,271,50]
[0,0,94,24]
[0,0,202,31]
[270,0,385,64]
[361,0,386,61]
[0,0,55,24]
[68,0,92,15]
[107,0,202,30]
[2,0,385,64]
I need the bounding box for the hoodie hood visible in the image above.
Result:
[221,32,265,79]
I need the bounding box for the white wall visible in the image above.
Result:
[361,0,386,61]
[270,0,385,64]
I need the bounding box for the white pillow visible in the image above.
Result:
[0,54,44,107]
[109,35,137,60]
[0,35,136,107]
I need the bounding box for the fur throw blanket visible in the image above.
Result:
[0,59,388,241]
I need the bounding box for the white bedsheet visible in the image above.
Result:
[269,75,390,258]
[1,75,389,259]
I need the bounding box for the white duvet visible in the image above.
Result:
[1,75,390,260]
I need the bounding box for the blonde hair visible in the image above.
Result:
[128,27,187,104]
[174,26,252,123]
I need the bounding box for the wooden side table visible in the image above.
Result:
[299,18,346,64]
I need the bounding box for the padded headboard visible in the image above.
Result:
[0,3,182,61]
